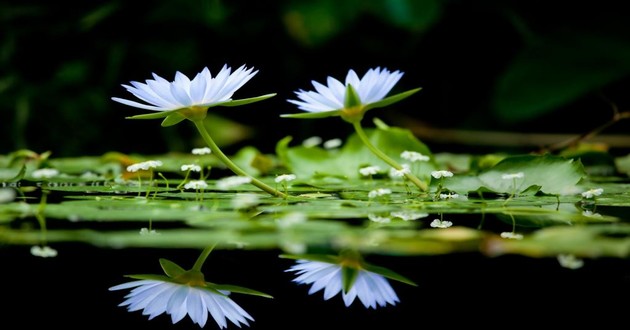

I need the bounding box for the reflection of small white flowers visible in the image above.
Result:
[359,165,381,176]
[430,219,452,228]
[32,168,60,179]
[323,138,343,149]
[216,176,252,190]
[581,210,602,218]
[390,210,429,221]
[368,188,392,199]
[126,160,163,172]
[581,188,604,199]
[184,180,208,190]
[439,192,459,199]
[275,174,297,183]
[389,164,411,178]
[302,136,322,148]
[500,232,524,240]
[31,245,58,258]
[191,147,212,155]
[139,227,159,236]
[431,170,453,179]
[501,172,524,180]
[181,164,202,172]
[400,151,429,162]
[557,254,584,270]
[368,214,391,223]
[231,193,260,210]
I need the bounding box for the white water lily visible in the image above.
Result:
[112,65,258,112]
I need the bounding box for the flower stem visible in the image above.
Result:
[193,120,287,198]
[352,121,428,191]
[192,244,216,271]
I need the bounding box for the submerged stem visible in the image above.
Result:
[192,120,287,198]
[352,121,428,191]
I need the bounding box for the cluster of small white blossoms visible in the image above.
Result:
[557,254,584,270]
[216,176,252,190]
[368,188,392,199]
[0,188,16,203]
[439,192,459,200]
[501,172,524,180]
[390,210,429,221]
[500,232,524,240]
[139,227,159,236]
[184,180,208,190]
[401,151,430,162]
[302,136,323,148]
[359,165,381,176]
[581,188,603,199]
[126,160,163,172]
[30,245,58,258]
[191,147,211,155]
[431,170,453,179]
[31,168,60,179]
[389,164,411,178]
[323,138,343,149]
[275,174,297,183]
[430,219,453,228]
[181,164,202,172]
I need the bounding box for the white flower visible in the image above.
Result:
[216,176,252,190]
[323,138,342,149]
[430,219,452,228]
[139,228,159,236]
[390,210,429,221]
[439,192,459,199]
[287,67,404,113]
[581,210,602,218]
[31,168,60,179]
[359,165,381,176]
[109,279,253,328]
[127,160,163,172]
[112,65,257,112]
[181,164,202,172]
[286,260,399,308]
[581,188,604,199]
[501,172,524,180]
[231,193,260,210]
[276,212,307,229]
[400,151,429,162]
[192,147,212,155]
[30,245,58,258]
[0,188,16,203]
[275,174,297,183]
[368,214,391,223]
[557,254,584,270]
[389,164,411,178]
[184,180,208,190]
[368,188,392,199]
[431,170,453,179]
[302,136,322,148]
[500,232,524,240]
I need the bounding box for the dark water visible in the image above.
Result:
[4,244,630,329]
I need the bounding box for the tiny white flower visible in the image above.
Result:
[368,214,391,223]
[390,210,429,221]
[368,188,392,199]
[139,227,159,236]
[557,254,584,270]
[430,219,453,228]
[275,174,297,183]
[501,172,525,180]
[500,232,524,240]
[191,147,212,155]
[30,245,58,258]
[109,279,254,328]
[31,168,60,179]
[276,212,307,229]
[581,210,602,218]
[389,164,411,178]
[181,164,202,172]
[0,188,16,203]
[231,193,260,210]
[302,136,323,148]
[431,170,453,179]
[439,192,459,199]
[287,259,400,308]
[400,151,430,162]
[126,160,163,172]
[581,188,604,199]
[359,165,381,176]
[216,176,252,190]
[323,138,342,149]
[184,180,208,190]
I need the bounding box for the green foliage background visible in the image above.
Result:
[1,0,629,157]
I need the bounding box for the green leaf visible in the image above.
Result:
[364,88,422,112]
[125,274,172,282]
[280,109,343,119]
[126,111,173,120]
[342,266,359,292]
[362,262,417,286]
[159,258,186,278]
[366,0,442,32]
[210,284,274,298]
[216,93,277,107]
[161,112,187,127]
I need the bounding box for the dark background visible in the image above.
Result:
[2,0,630,158]
[3,1,630,329]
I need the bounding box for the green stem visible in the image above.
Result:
[193,120,287,198]
[192,244,216,271]
[352,121,428,191]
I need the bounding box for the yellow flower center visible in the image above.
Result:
[178,106,209,121]
[340,105,365,123]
